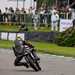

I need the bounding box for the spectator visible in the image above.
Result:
[9,7,16,24]
[32,10,40,30]
[51,10,59,31]
[39,7,45,26]
[8,7,14,22]
[0,9,3,23]
[3,7,9,23]
[44,8,49,26]
[8,7,13,22]
[20,8,25,23]
[15,8,20,24]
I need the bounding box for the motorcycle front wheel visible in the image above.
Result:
[25,54,41,71]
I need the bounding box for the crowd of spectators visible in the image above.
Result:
[0,6,72,31]
[0,7,51,25]
[0,6,68,23]
[0,7,26,23]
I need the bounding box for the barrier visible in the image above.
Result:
[0,31,58,43]
[0,32,25,41]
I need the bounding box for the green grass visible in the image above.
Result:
[0,24,50,32]
[32,42,75,57]
[0,40,14,48]
[0,24,19,32]
[0,40,75,57]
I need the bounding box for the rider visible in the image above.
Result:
[13,35,39,67]
[13,35,29,67]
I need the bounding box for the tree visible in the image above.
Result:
[37,0,55,9]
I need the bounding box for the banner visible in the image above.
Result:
[1,32,25,41]
[60,19,73,32]
[8,33,16,41]
[1,32,8,40]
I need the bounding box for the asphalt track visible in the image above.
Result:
[0,49,75,75]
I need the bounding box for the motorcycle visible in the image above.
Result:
[13,45,41,71]
[23,45,41,71]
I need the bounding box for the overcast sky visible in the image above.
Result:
[0,0,34,12]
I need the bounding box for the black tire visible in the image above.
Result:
[26,54,39,71]
[35,61,41,71]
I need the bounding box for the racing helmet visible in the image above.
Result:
[16,35,22,40]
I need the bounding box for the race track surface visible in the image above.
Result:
[0,49,75,75]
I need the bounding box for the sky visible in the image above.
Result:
[0,0,35,12]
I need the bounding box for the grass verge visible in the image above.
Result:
[0,40,75,57]
[0,24,50,32]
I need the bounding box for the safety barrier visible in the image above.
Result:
[0,31,58,43]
